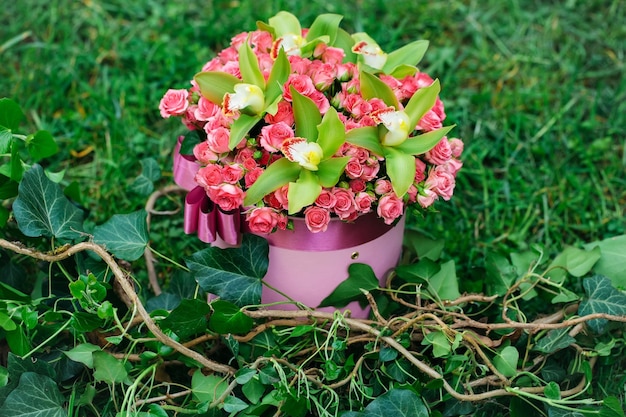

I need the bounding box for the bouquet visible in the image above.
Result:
[160,11,463,238]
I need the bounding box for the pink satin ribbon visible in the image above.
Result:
[173,140,397,249]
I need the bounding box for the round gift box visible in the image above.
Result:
[260,213,406,318]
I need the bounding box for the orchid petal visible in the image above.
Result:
[383,40,429,74]
[404,79,440,130]
[317,157,351,188]
[268,11,302,39]
[287,170,322,215]
[359,71,399,109]
[345,126,384,156]
[291,87,321,141]
[306,14,343,44]
[194,71,240,105]
[394,125,455,155]
[239,39,265,88]
[265,48,291,105]
[384,147,416,198]
[316,107,345,158]
[228,114,263,150]
[281,138,324,171]
[376,110,412,147]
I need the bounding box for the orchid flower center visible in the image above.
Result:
[224,83,265,115]
[352,41,388,70]
[281,138,324,171]
[279,33,305,56]
[374,110,412,146]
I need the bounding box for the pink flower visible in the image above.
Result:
[204,126,231,154]
[222,163,244,184]
[414,158,427,183]
[361,159,381,182]
[417,188,437,208]
[426,166,456,201]
[309,91,330,114]
[195,165,223,188]
[304,206,331,233]
[349,178,367,193]
[274,184,290,210]
[444,158,463,176]
[308,61,337,91]
[159,89,189,118]
[247,207,280,234]
[355,192,375,214]
[283,74,316,101]
[207,184,245,211]
[332,187,356,220]
[377,193,404,225]
[244,167,264,187]
[374,179,392,195]
[193,141,218,164]
[264,100,294,126]
[425,137,452,165]
[315,189,337,209]
[259,122,295,153]
[194,97,220,121]
[345,158,364,179]
[449,138,464,158]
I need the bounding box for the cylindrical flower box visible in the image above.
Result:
[261,213,405,317]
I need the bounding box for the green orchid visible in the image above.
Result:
[346,74,455,198]
[243,88,350,215]
[194,41,291,150]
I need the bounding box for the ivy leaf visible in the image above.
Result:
[421,331,452,358]
[187,234,268,307]
[0,372,66,417]
[343,388,429,417]
[161,299,211,339]
[493,346,519,378]
[129,158,162,196]
[0,98,24,131]
[578,274,626,334]
[544,381,561,400]
[318,263,379,308]
[534,328,576,354]
[208,300,254,334]
[64,343,101,368]
[425,260,460,300]
[92,351,129,384]
[25,130,58,161]
[395,258,441,284]
[93,210,148,261]
[0,128,12,154]
[192,371,228,403]
[485,251,517,296]
[403,229,444,260]
[13,164,84,239]
[585,235,626,288]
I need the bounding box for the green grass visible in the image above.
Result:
[1,0,625,402]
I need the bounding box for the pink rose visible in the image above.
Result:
[425,137,452,165]
[194,97,220,121]
[274,184,289,210]
[426,167,456,201]
[159,89,189,118]
[244,167,264,187]
[414,158,427,183]
[449,138,464,158]
[417,109,443,132]
[355,192,375,214]
[182,105,200,130]
[332,188,356,220]
[315,189,337,209]
[259,122,294,153]
[193,141,218,164]
[444,158,463,176]
[304,206,331,233]
[207,184,245,212]
[241,157,258,171]
[374,179,392,195]
[264,100,294,126]
[283,74,316,101]
[377,193,404,225]
[345,158,364,179]
[308,61,337,91]
[195,165,223,188]
[349,178,367,193]
[407,184,418,204]
[309,91,330,114]
[361,159,380,182]
[247,207,279,234]
[204,126,231,154]
[417,188,437,208]
[222,163,244,184]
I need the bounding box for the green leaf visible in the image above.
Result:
[93,210,148,261]
[25,130,58,161]
[404,79,440,129]
[306,13,342,44]
[360,71,399,108]
[291,88,321,141]
[244,157,300,206]
[0,312,16,331]
[161,299,211,339]
[316,156,350,188]
[209,300,254,334]
[194,71,240,105]
[92,351,128,383]
[239,40,265,87]
[187,234,268,306]
[316,107,345,158]
[0,372,66,417]
[318,263,379,308]
[10,139,23,182]
[0,175,18,199]
[345,126,384,156]
[585,235,626,288]
[395,258,441,284]
[425,260,460,300]
[192,370,228,403]
[578,274,626,333]
[565,245,601,277]
[64,343,101,368]
[129,158,162,196]
[265,48,290,105]
[334,28,357,62]
[383,40,429,74]
[5,328,30,356]
[343,388,429,417]
[0,366,7,387]
[384,147,415,197]
[0,127,12,153]
[242,378,265,404]
[287,169,322,214]
[268,11,302,38]
[70,312,104,332]
[601,397,626,417]
[229,113,262,149]
[223,396,248,413]
[543,381,561,400]
[403,229,444,260]
[12,164,84,239]
[422,331,452,358]
[493,346,519,378]
[389,65,418,79]
[534,328,576,354]
[394,125,454,155]
[485,251,517,296]
[0,98,24,131]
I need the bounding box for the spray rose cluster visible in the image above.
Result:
[160,12,463,234]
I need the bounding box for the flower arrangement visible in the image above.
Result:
[160,11,463,236]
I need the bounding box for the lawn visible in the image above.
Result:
[1,0,624,415]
